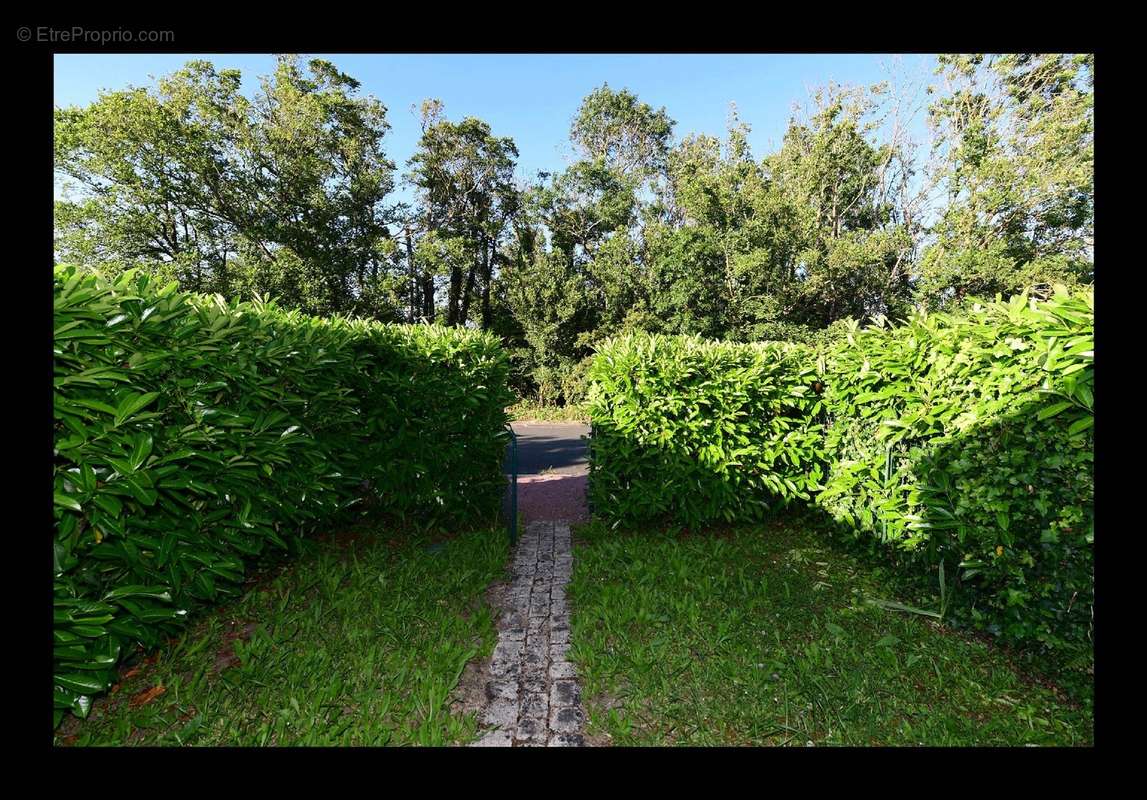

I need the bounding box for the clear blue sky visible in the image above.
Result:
[54,53,938,201]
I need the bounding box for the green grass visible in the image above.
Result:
[55,525,508,746]
[507,400,589,423]
[567,513,1092,746]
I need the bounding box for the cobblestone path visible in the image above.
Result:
[471,520,587,746]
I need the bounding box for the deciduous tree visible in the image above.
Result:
[55,56,399,318]
[918,53,1093,306]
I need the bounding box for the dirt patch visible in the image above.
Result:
[450,581,508,729]
[128,684,167,709]
[210,620,260,675]
[583,727,614,747]
[580,691,624,747]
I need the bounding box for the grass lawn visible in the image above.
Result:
[567,513,1092,746]
[55,525,508,746]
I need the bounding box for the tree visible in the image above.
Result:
[405,101,520,327]
[570,84,674,182]
[643,224,727,339]
[55,54,1095,410]
[502,248,595,404]
[918,53,1093,306]
[531,160,637,269]
[662,114,800,340]
[514,85,675,360]
[765,85,916,327]
[54,56,400,318]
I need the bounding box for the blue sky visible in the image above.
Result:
[54,53,938,202]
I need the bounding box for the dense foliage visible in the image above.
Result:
[586,334,826,526]
[55,55,1093,406]
[919,54,1094,305]
[818,287,1093,667]
[54,57,398,318]
[585,288,1093,674]
[53,265,513,726]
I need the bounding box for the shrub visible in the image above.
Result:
[586,333,826,527]
[560,355,596,406]
[817,289,1093,667]
[53,265,513,726]
[584,288,1093,677]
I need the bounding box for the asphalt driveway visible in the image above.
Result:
[505,422,590,476]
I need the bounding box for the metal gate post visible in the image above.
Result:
[506,424,518,546]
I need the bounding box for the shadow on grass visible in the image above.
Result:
[584,393,1093,707]
[566,509,1092,746]
[55,519,510,747]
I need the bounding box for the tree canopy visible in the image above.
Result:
[55,54,1094,404]
[55,55,398,317]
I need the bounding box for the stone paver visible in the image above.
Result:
[470,520,588,747]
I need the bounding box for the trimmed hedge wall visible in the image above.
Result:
[53,266,513,725]
[586,334,827,526]
[585,289,1093,670]
[817,290,1093,665]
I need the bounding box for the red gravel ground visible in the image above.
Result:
[515,474,589,524]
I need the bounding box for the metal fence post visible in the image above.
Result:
[506,424,518,546]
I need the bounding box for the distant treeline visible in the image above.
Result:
[54,54,1093,403]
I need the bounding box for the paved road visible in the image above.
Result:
[505,422,590,476]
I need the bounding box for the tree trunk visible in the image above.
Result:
[458,245,479,327]
[404,226,416,322]
[219,250,228,296]
[422,210,437,322]
[422,272,435,322]
[480,238,494,331]
[447,265,465,326]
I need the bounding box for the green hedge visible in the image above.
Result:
[585,289,1093,672]
[817,289,1093,666]
[586,334,827,526]
[53,265,513,726]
